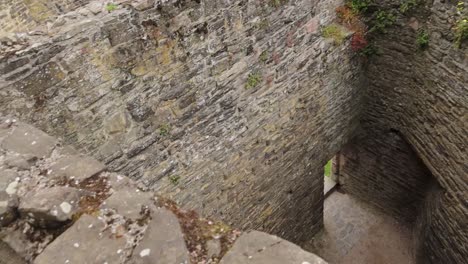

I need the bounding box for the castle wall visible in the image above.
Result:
[0,0,364,243]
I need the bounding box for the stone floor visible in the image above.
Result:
[304,190,415,264]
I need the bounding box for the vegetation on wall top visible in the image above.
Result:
[416,29,429,49]
[106,3,118,12]
[454,1,468,48]
[322,24,347,45]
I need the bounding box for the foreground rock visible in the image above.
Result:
[34,214,127,264]
[19,186,81,227]
[102,187,154,220]
[0,169,20,226]
[220,231,327,264]
[47,155,106,181]
[0,241,26,264]
[129,208,190,264]
[1,123,57,159]
[1,119,328,264]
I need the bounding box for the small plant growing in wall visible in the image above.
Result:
[359,43,379,56]
[454,2,468,48]
[245,72,262,89]
[399,0,420,14]
[322,24,346,45]
[270,0,288,8]
[351,33,369,51]
[349,0,373,13]
[416,29,429,49]
[159,123,171,136]
[169,175,180,185]
[259,50,269,63]
[106,3,118,12]
[369,10,396,33]
[256,19,270,30]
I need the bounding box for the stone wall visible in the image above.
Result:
[339,0,468,263]
[0,117,327,264]
[0,0,364,243]
[0,0,91,36]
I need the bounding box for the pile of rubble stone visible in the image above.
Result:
[0,117,326,264]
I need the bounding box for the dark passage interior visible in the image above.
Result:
[307,131,439,263]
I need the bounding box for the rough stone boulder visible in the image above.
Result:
[3,153,37,171]
[220,231,327,264]
[129,208,190,264]
[47,155,106,181]
[0,240,26,264]
[0,123,57,159]
[19,186,81,227]
[34,214,128,264]
[0,169,20,226]
[101,187,154,220]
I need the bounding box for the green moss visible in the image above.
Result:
[259,50,269,63]
[159,124,171,136]
[416,29,429,49]
[454,2,468,48]
[399,0,419,14]
[245,72,262,89]
[257,19,270,30]
[322,24,346,45]
[270,0,288,8]
[169,175,180,185]
[369,10,396,33]
[359,43,379,56]
[349,0,373,13]
[454,18,468,48]
[324,160,332,177]
[106,3,118,12]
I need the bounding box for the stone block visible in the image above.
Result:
[131,0,154,11]
[0,169,20,226]
[1,123,57,159]
[19,186,81,227]
[220,231,327,264]
[0,240,26,264]
[3,153,37,171]
[34,214,127,264]
[207,239,222,259]
[129,208,189,264]
[101,187,154,220]
[47,155,106,181]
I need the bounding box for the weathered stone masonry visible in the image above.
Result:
[1,0,467,263]
[339,1,468,263]
[0,0,364,244]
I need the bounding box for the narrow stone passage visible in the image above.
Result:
[304,191,414,264]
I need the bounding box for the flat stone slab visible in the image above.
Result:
[102,187,154,220]
[1,123,57,159]
[106,173,137,191]
[0,169,20,226]
[0,169,19,195]
[129,208,189,264]
[0,240,26,264]
[3,153,37,171]
[19,186,81,227]
[220,231,327,264]
[34,214,127,264]
[47,155,106,181]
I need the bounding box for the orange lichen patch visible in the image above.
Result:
[156,196,241,263]
[336,6,367,35]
